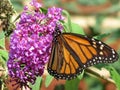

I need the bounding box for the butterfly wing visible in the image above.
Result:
[47,34,83,80]
[47,33,119,80]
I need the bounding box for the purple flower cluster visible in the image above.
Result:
[7,0,64,86]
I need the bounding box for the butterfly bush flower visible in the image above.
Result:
[30,0,42,8]
[7,0,64,87]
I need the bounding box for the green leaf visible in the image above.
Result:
[0,50,8,61]
[65,71,84,90]
[71,23,85,35]
[0,55,5,67]
[62,10,72,32]
[0,31,5,49]
[93,15,105,35]
[0,51,8,61]
[40,7,47,14]
[62,10,85,35]
[104,29,120,44]
[109,67,120,90]
[0,31,5,39]
[63,22,85,35]
[78,70,84,79]
[45,74,54,87]
[94,33,110,40]
[85,76,103,90]
[0,38,5,49]
[31,77,42,90]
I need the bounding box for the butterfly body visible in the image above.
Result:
[47,28,119,80]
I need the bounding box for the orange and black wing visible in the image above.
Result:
[47,33,119,80]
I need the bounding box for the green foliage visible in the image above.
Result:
[108,67,120,90]
[88,15,106,37]
[0,50,8,62]
[54,84,64,90]
[62,2,79,13]
[71,23,85,35]
[111,29,120,38]
[64,22,85,34]
[77,0,107,6]
[93,15,105,35]
[94,33,110,40]
[0,31,5,39]
[85,76,103,90]
[45,74,54,87]
[111,50,120,73]
[0,31,8,62]
[10,0,24,12]
[40,8,48,14]
[62,10,72,32]
[65,71,84,90]
[30,77,42,90]
[105,29,120,44]
[63,10,85,35]
[43,0,59,7]
[0,31,5,49]
[102,3,120,14]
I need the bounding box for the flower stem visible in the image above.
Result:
[85,67,115,84]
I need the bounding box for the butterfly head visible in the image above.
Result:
[54,27,61,36]
[52,27,62,42]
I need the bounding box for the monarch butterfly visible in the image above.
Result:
[47,28,119,80]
